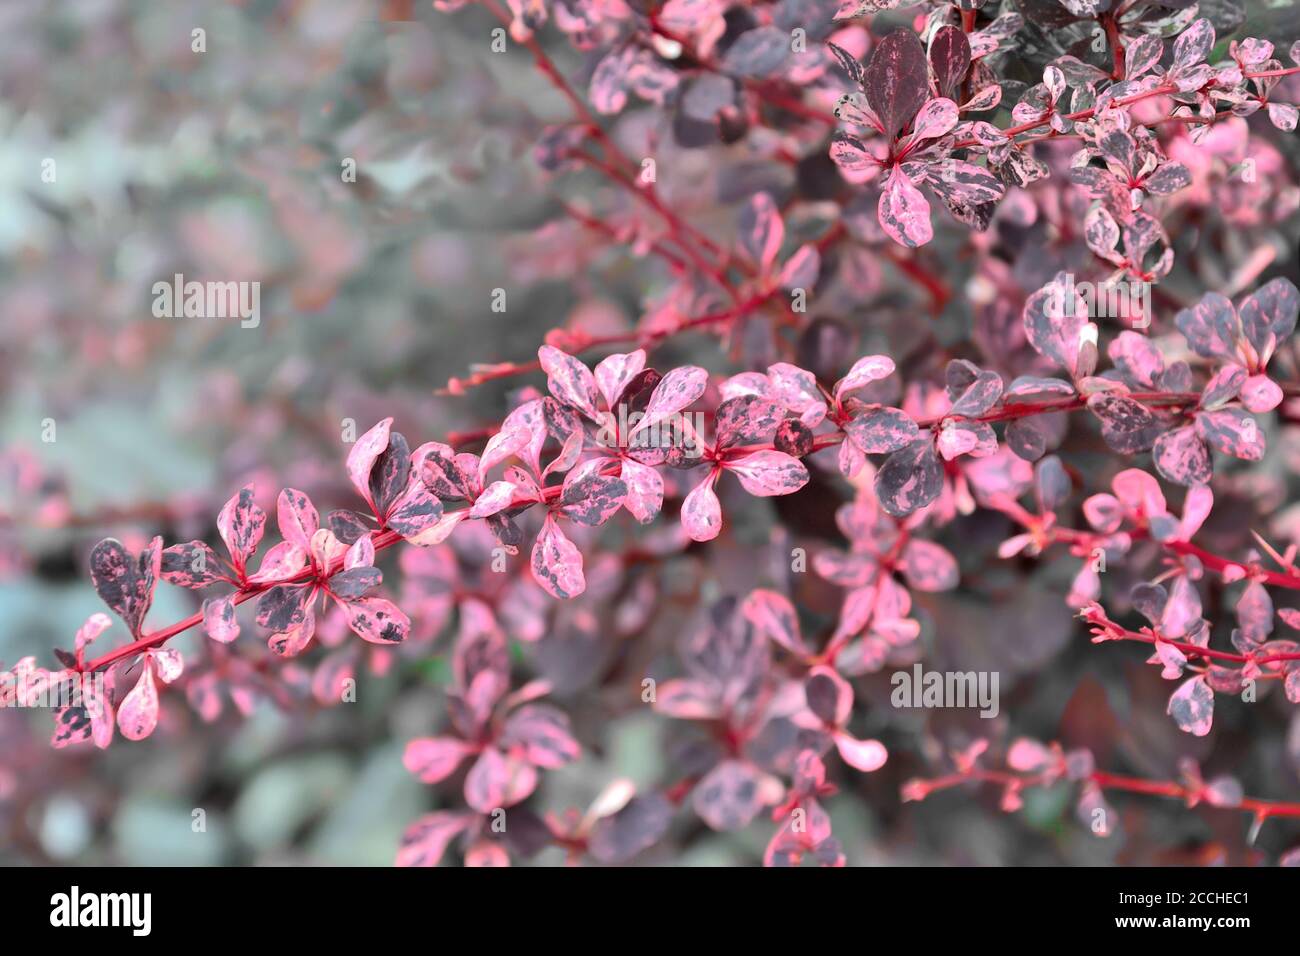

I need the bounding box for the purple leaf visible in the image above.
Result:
[929,25,971,100]
[876,438,943,516]
[1087,393,1160,454]
[1176,292,1240,361]
[89,537,162,636]
[693,759,776,831]
[864,28,929,141]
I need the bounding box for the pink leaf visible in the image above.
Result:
[618,457,664,524]
[396,812,473,867]
[530,514,586,599]
[594,349,647,411]
[403,737,474,784]
[739,192,785,273]
[1167,675,1214,736]
[344,597,408,645]
[464,747,539,813]
[346,418,393,513]
[834,732,888,772]
[878,165,933,248]
[202,595,241,643]
[630,366,708,441]
[217,484,266,571]
[538,345,600,422]
[276,488,319,551]
[469,480,517,518]
[725,450,809,496]
[681,472,723,541]
[741,589,810,657]
[117,661,159,741]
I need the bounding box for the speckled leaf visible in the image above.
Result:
[89,537,161,635]
[1239,277,1299,357]
[161,541,220,589]
[1153,425,1212,486]
[1087,393,1159,454]
[464,748,538,813]
[693,759,776,831]
[929,25,971,99]
[202,595,240,643]
[396,812,473,868]
[864,29,929,141]
[559,473,628,525]
[387,476,445,540]
[216,483,265,570]
[726,450,809,497]
[347,418,393,513]
[539,345,600,422]
[844,406,919,454]
[1175,292,1240,361]
[1167,674,1214,736]
[631,366,708,441]
[418,441,475,501]
[403,737,473,784]
[876,439,943,516]
[277,488,319,551]
[369,430,412,518]
[594,349,647,411]
[588,794,674,864]
[715,395,785,448]
[950,370,1003,417]
[899,539,959,591]
[878,165,933,248]
[618,457,663,524]
[1195,408,1264,461]
[531,514,586,599]
[345,596,409,644]
[742,589,810,657]
[500,704,581,768]
[256,583,311,633]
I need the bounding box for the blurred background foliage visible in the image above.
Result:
[1,0,1299,866]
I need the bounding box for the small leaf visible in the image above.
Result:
[1167,675,1214,736]
[530,515,586,599]
[725,450,809,497]
[876,439,943,516]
